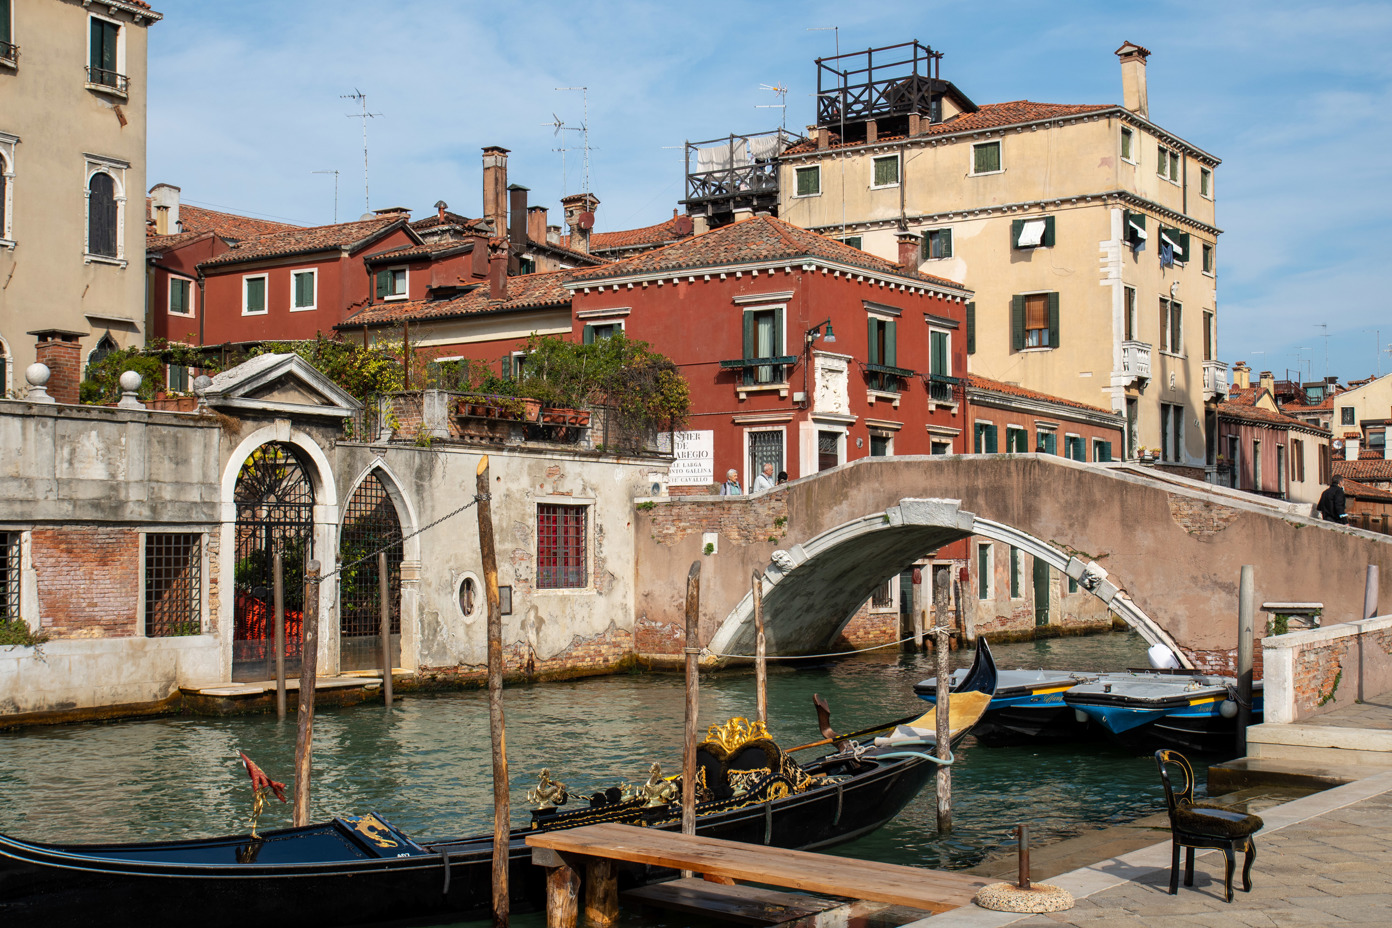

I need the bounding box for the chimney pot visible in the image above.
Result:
[732,207,754,223]
[560,192,599,254]
[487,241,509,302]
[149,183,181,236]
[482,147,510,244]
[527,206,548,244]
[896,231,921,270]
[29,329,88,405]
[508,184,529,254]
[1116,41,1151,117]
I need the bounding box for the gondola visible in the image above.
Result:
[1063,671,1263,754]
[0,640,997,928]
[914,666,1105,745]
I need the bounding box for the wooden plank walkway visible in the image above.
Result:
[526,822,991,926]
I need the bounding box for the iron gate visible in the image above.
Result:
[338,472,403,671]
[233,442,315,682]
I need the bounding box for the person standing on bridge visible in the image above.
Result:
[719,468,742,495]
[751,462,776,493]
[1317,475,1347,523]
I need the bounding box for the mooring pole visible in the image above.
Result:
[379,551,393,710]
[909,567,924,653]
[274,551,286,721]
[934,567,952,832]
[752,569,767,726]
[681,561,702,879]
[1365,565,1381,619]
[1016,824,1031,890]
[476,456,509,928]
[1236,565,1255,756]
[292,559,321,827]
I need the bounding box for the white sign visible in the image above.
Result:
[668,430,715,486]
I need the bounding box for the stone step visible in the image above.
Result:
[1208,756,1389,792]
[1245,722,1392,768]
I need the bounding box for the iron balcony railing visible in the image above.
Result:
[0,42,17,64]
[1203,360,1230,399]
[1121,340,1152,382]
[720,355,797,386]
[86,66,129,94]
[864,362,915,393]
[925,373,960,403]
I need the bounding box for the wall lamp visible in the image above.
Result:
[805,319,837,347]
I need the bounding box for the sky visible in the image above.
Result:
[146,1,1392,383]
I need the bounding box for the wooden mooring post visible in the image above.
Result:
[1236,566,1254,755]
[379,551,393,709]
[681,561,701,879]
[752,569,767,725]
[934,569,952,833]
[477,456,510,928]
[292,559,321,827]
[273,551,286,721]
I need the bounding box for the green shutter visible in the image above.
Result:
[884,319,896,368]
[974,424,984,454]
[501,355,512,379]
[1157,144,1166,176]
[582,324,595,345]
[742,311,757,385]
[375,269,389,299]
[1047,292,1060,348]
[965,302,976,355]
[941,228,952,258]
[1011,295,1025,351]
[931,331,947,376]
[1098,441,1113,463]
[773,306,784,357]
[1011,218,1023,249]
[1,0,10,45]
[866,317,880,366]
[1042,216,1056,248]
[986,424,998,454]
[169,280,186,314]
[1178,232,1191,263]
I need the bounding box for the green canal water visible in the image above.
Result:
[0,631,1216,926]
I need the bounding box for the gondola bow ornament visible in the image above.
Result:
[239,751,287,839]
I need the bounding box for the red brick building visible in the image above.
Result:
[966,374,1125,462]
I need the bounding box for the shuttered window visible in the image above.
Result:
[1014,293,1058,349]
[974,422,997,454]
[1036,431,1057,455]
[1120,127,1134,161]
[1009,548,1021,598]
[930,330,949,377]
[1005,426,1028,453]
[169,278,192,316]
[1,0,12,48]
[90,17,120,85]
[243,275,266,315]
[1064,435,1086,461]
[740,307,785,385]
[977,544,991,600]
[1093,440,1113,463]
[965,302,976,354]
[292,270,316,309]
[922,228,952,259]
[872,155,899,187]
[1011,216,1055,249]
[972,141,1001,174]
[376,267,406,299]
[795,166,820,197]
[87,172,118,257]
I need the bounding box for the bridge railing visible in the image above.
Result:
[1262,614,1392,723]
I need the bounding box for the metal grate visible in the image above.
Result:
[537,504,587,589]
[338,473,403,671]
[145,533,201,637]
[1,532,19,623]
[747,430,783,484]
[871,577,894,609]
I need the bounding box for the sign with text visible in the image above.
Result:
[668,430,715,486]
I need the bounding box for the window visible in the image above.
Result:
[1,531,18,625]
[871,155,899,188]
[817,430,842,471]
[1012,292,1058,350]
[376,266,407,300]
[88,333,117,369]
[145,533,202,637]
[242,275,267,315]
[1226,435,1240,488]
[89,15,126,92]
[0,147,10,244]
[169,277,193,317]
[87,172,118,258]
[1158,226,1189,265]
[1202,243,1214,274]
[974,421,997,453]
[537,503,587,589]
[1093,439,1113,463]
[929,329,950,378]
[1124,286,1136,341]
[1064,435,1085,461]
[1036,430,1057,455]
[839,236,862,250]
[1120,126,1134,162]
[869,434,891,457]
[965,301,976,355]
[1005,425,1028,453]
[1369,429,1387,457]
[1291,439,1305,482]
[795,165,820,197]
[1200,168,1212,198]
[1253,439,1263,488]
[976,543,992,599]
[1159,298,1182,354]
[870,577,895,609]
[1068,574,1079,594]
[1123,210,1148,252]
[748,429,784,483]
[0,0,13,64]
[582,321,623,343]
[922,228,952,259]
[503,351,527,379]
[865,316,903,392]
[167,364,189,392]
[972,141,1001,175]
[1161,402,1184,462]
[1009,547,1021,598]
[1341,407,1355,426]
[742,305,786,385]
[930,439,952,455]
[1157,144,1180,182]
[1011,216,1055,249]
[1203,311,1214,362]
[291,269,317,311]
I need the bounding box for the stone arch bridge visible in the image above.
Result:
[632,455,1392,668]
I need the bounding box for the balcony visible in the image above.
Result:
[925,373,960,405]
[85,66,129,99]
[1203,359,1230,401]
[0,42,17,68]
[1121,340,1152,384]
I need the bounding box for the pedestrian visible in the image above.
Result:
[776,470,788,485]
[1316,475,1347,523]
[718,468,742,495]
[751,462,776,493]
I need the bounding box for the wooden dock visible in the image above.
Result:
[526,822,992,927]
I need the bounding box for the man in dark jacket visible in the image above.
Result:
[1316,475,1347,523]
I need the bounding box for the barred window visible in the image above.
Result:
[1,532,18,623]
[145,533,201,637]
[537,504,587,589]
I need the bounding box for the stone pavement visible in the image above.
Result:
[1308,693,1392,731]
[909,769,1392,928]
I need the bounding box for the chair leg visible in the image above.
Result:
[1169,840,1180,895]
[1222,845,1236,903]
[1184,846,1195,887]
[1242,838,1256,893]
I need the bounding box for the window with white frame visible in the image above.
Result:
[1157,144,1180,182]
[795,165,821,197]
[871,154,900,188]
[1036,429,1057,455]
[582,320,624,343]
[1202,243,1214,275]
[972,141,1001,175]
[84,156,128,263]
[291,269,317,311]
[168,276,194,317]
[87,13,127,95]
[242,274,267,315]
[1124,286,1137,341]
[1200,167,1212,199]
[1092,439,1113,462]
[0,132,14,244]
[1341,407,1355,426]
[1005,425,1028,453]
[739,304,788,385]
[870,575,895,610]
[1159,297,1182,354]
[1012,216,1054,249]
[1120,126,1135,162]
[537,503,588,589]
[375,266,407,300]
[1009,546,1022,598]
[922,227,952,259]
[1161,402,1184,462]
[1064,434,1085,461]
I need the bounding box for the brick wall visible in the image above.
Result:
[1186,646,1265,678]
[1167,496,1242,537]
[646,491,789,546]
[415,623,635,685]
[32,529,140,638]
[35,336,83,405]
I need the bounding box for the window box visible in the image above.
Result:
[540,406,591,427]
[456,394,542,421]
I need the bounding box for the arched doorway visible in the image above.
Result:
[338,471,404,671]
[232,442,316,681]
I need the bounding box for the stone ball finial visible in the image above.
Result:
[193,374,212,394]
[117,370,145,410]
[119,370,142,392]
[25,362,51,387]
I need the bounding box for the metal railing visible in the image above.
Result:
[926,377,956,404]
[85,66,129,94]
[1121,340,1152,381]
[0,42,18,64]
[684,129,797,206]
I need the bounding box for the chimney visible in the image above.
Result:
[1259,370,1275,396]
[30,329,88,405]
[527,206,547,244]
[1116,41,1151,118]
[732,207,754,223]
[1344,432,1361,461]
[1231,361,1250,390]
[487,240,509,302]
[435,200,448,222]
[149,183,181,236]
[508,184,528,250]
[896,231,921,270]
[372,206,411,221]
[561,192,599,254]
[546,224,561,245]
[482,146,510,237]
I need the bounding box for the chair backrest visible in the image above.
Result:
[1154,749,1196,815]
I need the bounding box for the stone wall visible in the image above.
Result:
[1262,615,1392,723]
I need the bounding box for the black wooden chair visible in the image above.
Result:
[1154,749,1263,902]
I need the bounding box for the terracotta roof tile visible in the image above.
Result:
[174,204,301,241]
[200,218,406,268]
[337,271,572,328]
[146,229,213,253]
[1344,478,1392,502]
[569,215,966,290]
[527,236,607,266]
[965,374,1118,417]
[1334,459,1392,482]
[591,214,695,252]
[364,240,476,263]
[412,210,493,233]
[1217,399,1329,432]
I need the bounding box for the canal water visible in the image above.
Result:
[0,631,1213,925]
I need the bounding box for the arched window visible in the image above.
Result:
[87,333,117,371]
[88,171,118,257]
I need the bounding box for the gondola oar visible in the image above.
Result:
[787,704,931,752]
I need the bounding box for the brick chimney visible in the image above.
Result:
[896,231,921,270]
[1116,41,1151,118]
[508,184,528,250]
[527,206,548,244]
[482,146,510,237]
[30,329,88,405]
[561,192,599,254]
[732,207,754,223]
[435,200,448,222]
[487,240,509,302]
[149,183,181,235]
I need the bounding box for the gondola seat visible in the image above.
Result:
[696,735,784,801]
[1154,749,1263,902]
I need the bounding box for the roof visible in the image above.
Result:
[591,214,695,252]
[199,218,408,269]
[146,229,214,254]
[966,374,1118,418]
[338,271,572,328]
[1344,477,1392,502]
[363,240,475,264]
[783,101,1115,155]
[411,210,493,234]
[568,214,966,290]
[526,236,607,267]
[1216,398,1329,434]
[1334,459,1392,483]
[174,204,301,241]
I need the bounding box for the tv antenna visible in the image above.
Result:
[312,169,340,223]
[551,86,591,194]
[757,83,789,133]
[341,90,382,214]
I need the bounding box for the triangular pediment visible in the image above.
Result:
[203,353,362,418]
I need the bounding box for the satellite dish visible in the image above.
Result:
[673,215,694,236]
[1332,439,1344,450]
[577,211,595,231]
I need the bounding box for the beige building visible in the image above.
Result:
[776,41,1224,471]
[0,0,160,394]
[1332,372,1392,461]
